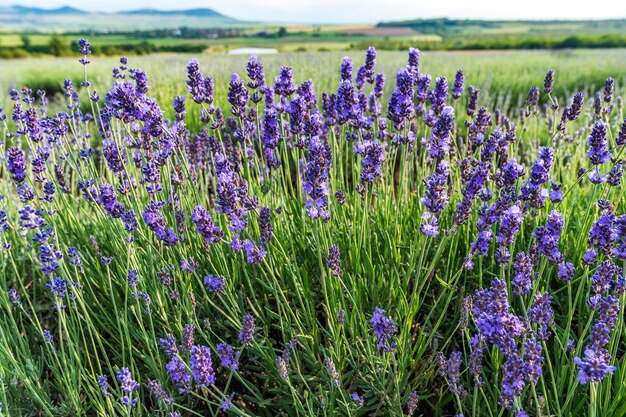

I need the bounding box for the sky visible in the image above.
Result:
[13,0,626,23]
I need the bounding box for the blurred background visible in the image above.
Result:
[2,0,626,110]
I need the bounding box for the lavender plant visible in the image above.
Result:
[0,42,625,417]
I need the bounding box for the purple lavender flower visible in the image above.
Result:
[589,320,611,350]
[370,307,397,352]
[40,245,63,276]
[326,245,342,277]
[532,210,565,264]
[420,212,440,237]
[241,239,267,265]
[406,391,419,415]
[589,205,615,256]
[97,375,110,397]
[499,354,525,408]
[335,79,361,125]
[543,70,555,94]
[214,153,254,232]
[246,55,265,89]
[217,343,239,370]
[374,73,385,98]
[180,257,198,273]
[166,356,191,393]
[427,106,455,159]
[387,69,414,128]
[18,206,45,229]
[437,351,465,396]
[303,137,332,221]
[473,279,525,354]
[611,214,626,259]
[603,77,615,103]
[340,57,353,81]
[127,269,139,288]
[607,163,623,187]
[526,86,539,107]
[590,260,620,295]
[549,181,563,203]
[354,140,384,186]
[46,277,67,299]
[466,86,480,117]
[528,292,554,340]
[182,324,195,352]
[147,379,174,406]
[324,356,341,387]
[227,73,249,118]
[496,204,522,247]
[574,347,616,384]
[259,207,273,245]
[122,210,138,234]
[276,349,290,379]
[567,92,584,120]
[186,58,214,105]
[18,187,38,207]
[416,74,431,104]
[407,48,420,80]
[220,393,235,412]
[617,118,626,146]
[204,274,226,293]
[262,108,281,168]
[6,147,26,184]
[274,66,296,97]
[97,184,126,219]
[338,309,345,324]
[430,76,449,115]
[239,314,255,346]
[116,367,139,408]
[587,121,611,166]
[521,147,554,207]
[192,205,224,245]
[558,261,575,281]
[351,392,365,407]
[8,289,22,307]
[464,229,494,270]
[142,201,177,246]
[583,249,598,265]
[468,335,485,387]
[597,295,620,329]
[190,345,215,387]
[452,69,464,100]
[43,329,54,348]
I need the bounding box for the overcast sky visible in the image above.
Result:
[16,0,626,23]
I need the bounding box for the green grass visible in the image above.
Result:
[2,49,624,114]
[0,47,626,417]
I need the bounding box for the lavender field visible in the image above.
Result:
[1,41,626,417]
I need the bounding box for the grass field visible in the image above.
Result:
[1,44,626,417]
[2,49,624,117]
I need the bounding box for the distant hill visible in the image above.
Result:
[7,5,87,15]
[377,17,626,38]
[124,8,225,17]
[0,4,243,31]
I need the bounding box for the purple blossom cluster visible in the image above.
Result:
[370,307,397,352]
[574,260,622,384]
[466,278,552,414]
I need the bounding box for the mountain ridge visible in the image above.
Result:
[2,4,230,18]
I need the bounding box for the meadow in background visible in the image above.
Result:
[0,37,626,417]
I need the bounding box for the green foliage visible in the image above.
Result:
[48,35,72,57]
[20,34,31,50]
